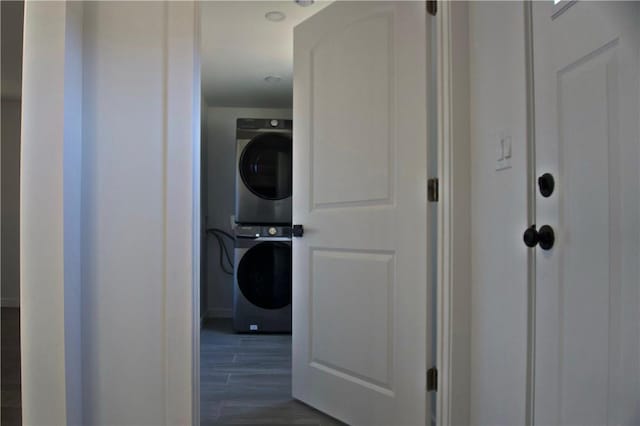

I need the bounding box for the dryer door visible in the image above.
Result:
[239,133,292,201]
[237,241,292,310]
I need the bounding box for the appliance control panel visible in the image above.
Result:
[236,118,292,131]
[235,225,292,239]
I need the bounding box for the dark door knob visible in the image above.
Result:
[523,224,555,250]
[538,173,555,197]
[523,225,539,248]
[537,225,555,250]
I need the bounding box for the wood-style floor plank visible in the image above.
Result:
[1,311,343,425]
[200,319,343,426]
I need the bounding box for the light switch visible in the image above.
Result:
[496,131,512,171]
[503,135,512,159]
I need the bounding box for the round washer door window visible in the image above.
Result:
[239,133,292,200]
[237,242,291,310]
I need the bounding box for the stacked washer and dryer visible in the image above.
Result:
[233,118,293,333]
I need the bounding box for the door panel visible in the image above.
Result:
[292,2,430,425]
[310,249,394,390]
[532,2,640,424]
[310,12,393,207]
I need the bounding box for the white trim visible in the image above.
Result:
[436,2,471,426]
[1,297,20,308]
[192,4,202,426]
[164,2,200,424]
[435,4,453,421]
[191,4,202,425]
[523,2,537,425]
[436,2,452,426]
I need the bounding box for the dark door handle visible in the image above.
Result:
[523,225,539,248]
[523,224,555,250]
[538,173,555,197]
[292,225,304,237]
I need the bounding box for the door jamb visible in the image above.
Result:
[435,2,471,426]
[523,2,536,424]
[191,3,202,424]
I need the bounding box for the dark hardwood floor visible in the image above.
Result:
[1,307,21,426]
[201,319,342,426]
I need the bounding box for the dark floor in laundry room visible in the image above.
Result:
[1,308,22,426]
[200,318,343,425]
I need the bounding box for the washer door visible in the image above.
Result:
[239,132,292,200]
[237,241,291,310]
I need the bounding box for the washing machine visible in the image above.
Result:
[235,118,292,225]
[233,225,292,333]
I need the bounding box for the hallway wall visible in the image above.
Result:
[468,2,529,424]
[204,106,292,317]
[80,2,197,424]
[21,2,198,424]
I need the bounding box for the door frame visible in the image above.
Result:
[191,2,469,425]
[523,2,536,424]
[434,2,471,426]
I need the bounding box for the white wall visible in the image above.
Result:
[204,106,292,317]
[1,99,21,307]
[81,2,198,424]
[21,2,198,424]
[82,4,166,422]
[468,2,529,424]
[21,2,83,423]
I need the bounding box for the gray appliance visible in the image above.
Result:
[235,118,292,225]
[233,225,292,333]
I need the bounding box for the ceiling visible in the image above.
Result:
[201,1,331,108]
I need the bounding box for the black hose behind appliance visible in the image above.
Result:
[206,228,235,276]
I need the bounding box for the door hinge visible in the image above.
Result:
[426,0,437,16]
[428,178,439,202]
[427,367,438,392]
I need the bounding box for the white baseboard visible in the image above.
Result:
[204,308,232,319]
[1,297,20,308]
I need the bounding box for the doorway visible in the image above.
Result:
[198,1,435,425]
[199,2,339,424]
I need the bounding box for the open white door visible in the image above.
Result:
[292,2,430,424]
[531,2,640,424]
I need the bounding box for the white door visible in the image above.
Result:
[292,2,430,425]
[532,2,640,424]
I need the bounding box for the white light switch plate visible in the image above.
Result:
[496,132,512,171]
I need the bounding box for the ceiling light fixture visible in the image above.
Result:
[265,11,286,22]
[264,75,282,84]
[295,0,315,6]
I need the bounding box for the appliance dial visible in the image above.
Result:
[268,227,278,236]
